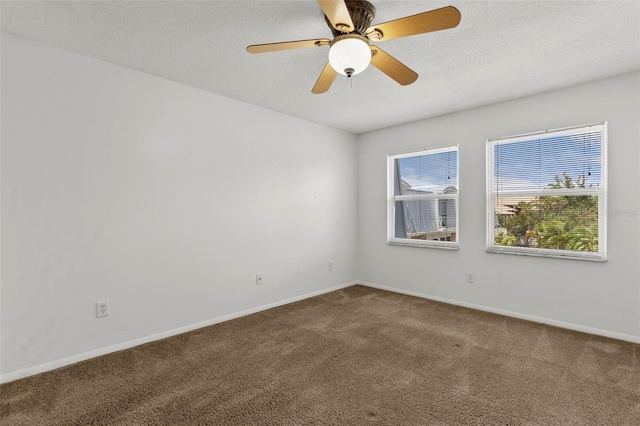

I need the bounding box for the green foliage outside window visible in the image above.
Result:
[495,173,598,252]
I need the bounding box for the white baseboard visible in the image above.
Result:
[0,281,357,384]
[358,281,640,344]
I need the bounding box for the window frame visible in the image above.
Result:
[486,122,607,261]
[387,145,460,250]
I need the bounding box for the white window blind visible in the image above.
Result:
[486,123,607,261]
[388,146,459,249]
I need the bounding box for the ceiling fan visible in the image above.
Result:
[246,0,461,94]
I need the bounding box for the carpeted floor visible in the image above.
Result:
[1,285,639,425]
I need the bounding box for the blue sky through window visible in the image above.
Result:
[397,150,458,194]
[494,130,602,192]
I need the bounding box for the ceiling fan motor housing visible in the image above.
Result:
[325,0,376,36]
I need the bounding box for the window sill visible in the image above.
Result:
[486,247,606,262]
[388,240,459,250]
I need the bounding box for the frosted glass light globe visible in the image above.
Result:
[328,35,371,76]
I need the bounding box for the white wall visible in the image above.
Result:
[357,72,640,342]
[1,34,358,380]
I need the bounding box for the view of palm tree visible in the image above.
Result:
[494,173,598,252]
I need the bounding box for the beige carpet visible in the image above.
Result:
[2,285,639,425]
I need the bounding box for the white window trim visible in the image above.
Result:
[388,146,459,250]
[485,122,607,262]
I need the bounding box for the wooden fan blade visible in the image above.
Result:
[366,6,461,42]
[370,46,418,86]
[247,38,330,53]
[312,63,338,94]
[317,0,354,33]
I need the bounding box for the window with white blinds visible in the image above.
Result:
[388,146,459,249]
[486,122,607,261]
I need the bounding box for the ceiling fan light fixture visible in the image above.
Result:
[328,34,371,76]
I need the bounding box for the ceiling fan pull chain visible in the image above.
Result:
[345,67,354,89]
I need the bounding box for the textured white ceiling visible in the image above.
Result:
[2,0,639,134]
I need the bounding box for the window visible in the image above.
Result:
[487,123,607,261]
[388,146,459,249]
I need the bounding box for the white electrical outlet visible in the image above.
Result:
[96,300,110,318]
[466,272,475,284]
[328,261,333,271]
[256,274,264,285]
